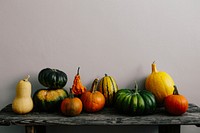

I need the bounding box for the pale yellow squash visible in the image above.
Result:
[145,62,175,106]
[12,75,33,114]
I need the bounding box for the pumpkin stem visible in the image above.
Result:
[173,85,179,95]
[91,78,98,93]
[24,75,30,82]
[105,74,108,77]
[152,61,158,73]
[134,81,139,93]
[77,67,80,75]
[69,88,75,98]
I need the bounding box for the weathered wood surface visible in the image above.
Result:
[0,104,200,126]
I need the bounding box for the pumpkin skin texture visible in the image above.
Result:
[38,68,68,89]
[114,82,156,115]
[61,91,83,116]
[12,75,33,114]
[33,88,68,112]
[98,74,118,106]
[81,79,105,113]
[145,62,175,106]
[164,86,188,116]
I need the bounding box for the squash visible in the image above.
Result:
[145,62,175,106]
[61,89,83,116]
[114,82,156,115]
[71,67,86,97]
[81,78,105,113]
[164,86,188,115]
[12,75,33,114]
[33,88,68,112]
[98,74,118,106]
[38,68,68,89]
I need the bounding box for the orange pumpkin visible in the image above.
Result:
[61,89,83,116]
[164,86,188,115]
[81,78,105,113]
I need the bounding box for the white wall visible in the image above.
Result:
[0,0,200,133]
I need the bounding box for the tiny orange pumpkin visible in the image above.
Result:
[61,89,83,116]
[164,86,188,115]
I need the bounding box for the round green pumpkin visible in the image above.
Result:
[38,68,68,89]
[114,82,156,115]
[33,88,68,112]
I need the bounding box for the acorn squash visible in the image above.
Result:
[38,68,68,89]
[115,82,156,115]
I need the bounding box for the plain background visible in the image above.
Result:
[0,0,200,133]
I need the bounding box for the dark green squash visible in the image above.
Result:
[33,88,68,112]
[38,68,68,89]
[114,82,156,115]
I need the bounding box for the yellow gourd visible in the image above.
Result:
[145,62,175,106]
[12,75,33,114]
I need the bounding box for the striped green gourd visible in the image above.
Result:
[98,74,118,106]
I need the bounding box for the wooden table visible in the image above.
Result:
[0,104,200,133]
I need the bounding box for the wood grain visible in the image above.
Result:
[0,104,200,126]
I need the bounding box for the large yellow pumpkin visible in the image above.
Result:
[145,62,175,106]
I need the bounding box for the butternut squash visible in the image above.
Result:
[12,75,33,114]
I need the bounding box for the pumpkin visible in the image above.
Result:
[114,82,156,115]
[71,67,87,97]
[164,86,188,115]
[145,62,175,106]
[61,89,83,116]
[12,75,33,114]
[81,78,105,113]
[98,74,118,106]
[38,68,68,89]
[33,88,68,112]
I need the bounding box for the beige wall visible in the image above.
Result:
[1,0,200,133]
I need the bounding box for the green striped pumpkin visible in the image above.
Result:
[98,74,118,106]
[114,82,156,115]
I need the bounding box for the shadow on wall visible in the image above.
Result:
[47,125,158,133]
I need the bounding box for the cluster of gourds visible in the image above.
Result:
[11,62,189,117]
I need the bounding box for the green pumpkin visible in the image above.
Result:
[38,68,68,89]
[33,88,68,112]
[114,82,156,115]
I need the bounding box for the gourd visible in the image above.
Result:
[114,82,156,115]
[98,74,118,106]
[81,78,105,113]
[71,67,86,97]
[61,89,83,116]
[164,86,188,115]
[145,62,175,105]
[38,68,68,89]
[33,88,68,112]
[12,75,33,114]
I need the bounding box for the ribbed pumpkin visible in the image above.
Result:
[81,78,105,113]
[38,68,68,89]
[33,88,68,112]
[114,82,156,115]
[98,74,118,106]
[145,62,175,106]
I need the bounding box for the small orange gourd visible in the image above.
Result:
[71,67,86,97]
[81,78,105,113]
